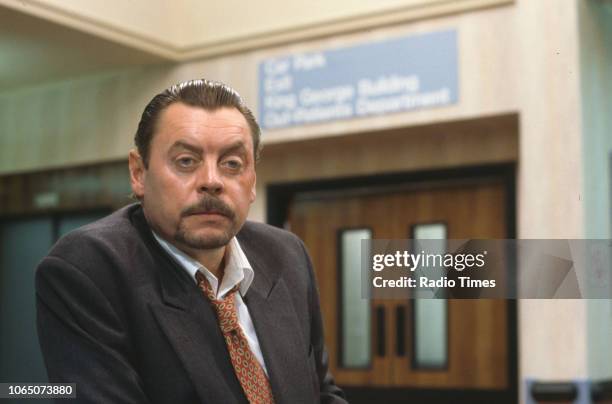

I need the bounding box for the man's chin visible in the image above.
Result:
[175,228,234,250]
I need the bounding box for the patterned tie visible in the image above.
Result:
[195,271,275,404]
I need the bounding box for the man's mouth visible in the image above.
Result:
[188,210,226,217]
[181,197,235,220]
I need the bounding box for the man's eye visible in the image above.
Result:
[222,159,243,170]
[176,157,197,168]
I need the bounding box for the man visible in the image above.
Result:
[36,79,347,404]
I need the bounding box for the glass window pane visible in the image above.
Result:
[414,299,447,368]
[340,229,372,368]
[413,223,447,240]
[412,223,448,369]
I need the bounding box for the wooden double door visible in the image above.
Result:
[285,174,516,403]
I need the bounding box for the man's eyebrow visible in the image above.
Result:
[168,141,203,155]
[220,141,248,156]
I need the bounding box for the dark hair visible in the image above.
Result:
[134,79,261,167]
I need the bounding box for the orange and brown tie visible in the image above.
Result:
[196,271,275,404]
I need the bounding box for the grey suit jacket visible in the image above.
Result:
[36,204,347,404]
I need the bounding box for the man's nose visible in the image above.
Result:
[197,161,223,194]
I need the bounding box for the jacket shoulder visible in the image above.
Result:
[39,204,146,277]
[236,221,313,286]
[238,221,304,250]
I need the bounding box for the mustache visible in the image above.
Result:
[181,196,235,219]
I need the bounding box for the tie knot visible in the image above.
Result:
[196,271,240,333]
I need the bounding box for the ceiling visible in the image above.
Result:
[0,5,169,92]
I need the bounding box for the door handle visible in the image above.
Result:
[396,306,406,356]
[376,306,385,356]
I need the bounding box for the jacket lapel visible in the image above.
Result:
[133,206,247,404]
[149,299,247,404]
[242,246,316,404]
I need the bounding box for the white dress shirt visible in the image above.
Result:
[152,232,268,375]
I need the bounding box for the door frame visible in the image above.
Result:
[266,163,518,404]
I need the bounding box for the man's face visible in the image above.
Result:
[129,103,256,251]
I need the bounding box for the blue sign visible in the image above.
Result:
[258,30,458,129]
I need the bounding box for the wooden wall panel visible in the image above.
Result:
[0,160,131,217]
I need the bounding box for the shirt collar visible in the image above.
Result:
[152,232,254,299]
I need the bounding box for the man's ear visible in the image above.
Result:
[129,149,146,199]
[250,173,257,203]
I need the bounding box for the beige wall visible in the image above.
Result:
[0,0,593,395]
[0,67,175,172]
[515,0,587,387]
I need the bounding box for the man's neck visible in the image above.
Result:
[182,244,226,279]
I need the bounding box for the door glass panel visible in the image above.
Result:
[1,211,106,395]
[340,229,372,368]
[0,218,53,390]
[412,223,448,369]
[413,223,447,241]
[58,213,104,237]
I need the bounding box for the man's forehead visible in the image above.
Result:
[157,103,250,134]
[149,103,254,156]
